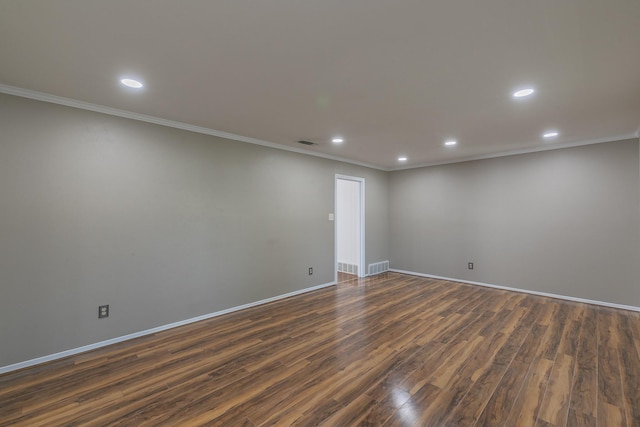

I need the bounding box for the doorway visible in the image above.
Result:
[335,175,365,282]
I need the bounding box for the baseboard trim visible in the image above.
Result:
[0,281,336,375]
[389,269,640,313]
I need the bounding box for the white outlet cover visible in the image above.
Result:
[328,213,334,221]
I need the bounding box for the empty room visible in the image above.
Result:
[1,1,639,426]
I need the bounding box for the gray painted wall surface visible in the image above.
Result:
[0,93,389,366]
[389,139,640,307]
[1,91,638,368]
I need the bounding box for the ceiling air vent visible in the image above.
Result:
[297,140,316,146]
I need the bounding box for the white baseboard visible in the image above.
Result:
[389,269,640,313]
[0,281,336,375]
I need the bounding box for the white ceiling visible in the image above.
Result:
[1,0,639,170]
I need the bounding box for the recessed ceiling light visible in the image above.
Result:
[398,156,408,162]
[444,140,457,146]
[332,137,344,144]
[543,131,559,138]
[120,78,143,89]
[513,88,535,98]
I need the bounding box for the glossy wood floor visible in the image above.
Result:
[1,273,640,426]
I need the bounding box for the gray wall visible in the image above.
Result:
[2,90,638,368]
[0,93,389,366]
[389,139,640,307]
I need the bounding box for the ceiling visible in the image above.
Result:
[1,1,639,170]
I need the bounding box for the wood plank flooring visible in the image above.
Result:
[1,272,639,426]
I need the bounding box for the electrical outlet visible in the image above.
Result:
[98,305,109,318]
[468,262,474,270]
[308,267,313,275]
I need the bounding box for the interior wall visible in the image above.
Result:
[2,89,637,369]
[0,93,389,367]
[389,138,640,307]
[336,179,360,267]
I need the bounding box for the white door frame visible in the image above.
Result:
[335,174,365,280]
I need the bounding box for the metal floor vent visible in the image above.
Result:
[368,260,389,275]
[338,262,358,275]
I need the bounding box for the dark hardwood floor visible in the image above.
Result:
[1,273,639,426]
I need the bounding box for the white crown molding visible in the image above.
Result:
[389,269,640,313]
[1,84,637,174]
[0,84,385,171]
[0,280,336,374]
[389,134,639,171]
